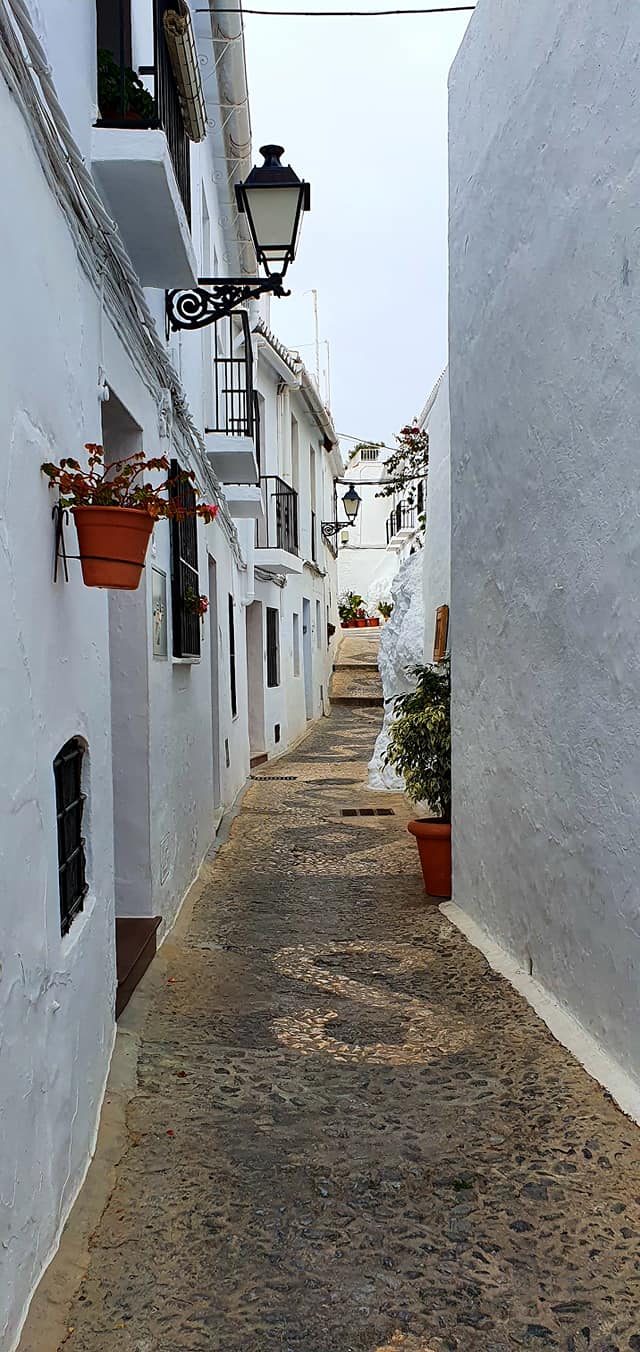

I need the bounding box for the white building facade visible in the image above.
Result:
[338,443,423,617]
[0,1,340,1345]
[449,0,640,1114]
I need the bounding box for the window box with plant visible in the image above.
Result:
[42,445,218,590]
[385,660,451,899]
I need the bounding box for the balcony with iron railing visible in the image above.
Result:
[91,0,197,287]
[205,313,259,494]
[255,477,302,576]
[386,501,416,548]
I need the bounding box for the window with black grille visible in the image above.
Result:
[229,594,237,717]
[266,607,280,688]
[417,479,425,516]
[170,459,201,659]
[54,739,88,936]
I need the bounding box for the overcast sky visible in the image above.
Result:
[243,1,471,447]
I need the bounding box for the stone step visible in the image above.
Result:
[115,916,162,1019]
[332,662,380,673]
[331,694,384,708]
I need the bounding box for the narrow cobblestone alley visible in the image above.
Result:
[26,706,640,1352]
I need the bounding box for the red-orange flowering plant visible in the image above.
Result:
[41,444,219,523]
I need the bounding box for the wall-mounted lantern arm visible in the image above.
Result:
[167,273,290,331]
[165,146,310,332]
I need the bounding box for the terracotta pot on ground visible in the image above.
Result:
[73,505,154,589]
[407,819,451,899]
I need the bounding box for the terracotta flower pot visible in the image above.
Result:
[369,617,380,626]
[407,819,451,899]
[356,618,367,627]
[72,505,154,589]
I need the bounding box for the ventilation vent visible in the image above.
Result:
[341,808,395,817]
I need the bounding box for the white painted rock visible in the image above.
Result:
[368,551,425,792]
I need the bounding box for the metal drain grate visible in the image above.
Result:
[341,808,395,817]
[251,775,298,781]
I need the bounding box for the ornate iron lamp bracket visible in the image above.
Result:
[166,274,291,332]
[321,521,352,542]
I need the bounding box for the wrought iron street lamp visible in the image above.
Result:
[166,145,310,331]
[322,484,362,541]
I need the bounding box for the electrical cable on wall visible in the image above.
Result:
[197,6,474,14]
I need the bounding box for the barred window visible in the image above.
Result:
[54,738,88,936]
[229,594,237,718]
[170,459,201,659]
[266,607,280,688]
[362,447,379,461]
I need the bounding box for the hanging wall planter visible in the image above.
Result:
[72,505,154,589]
[43,444,218,591]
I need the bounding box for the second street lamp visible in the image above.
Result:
[322,485,362,541]
[166,145,310,331]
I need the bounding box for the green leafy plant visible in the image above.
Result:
[97,49,158,126]
[385,661,451,820]
[378,600,393,620]
[184,588,209,619]
[41,444,219,523]
[338,591,363,623]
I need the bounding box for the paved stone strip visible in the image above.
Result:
[44,708,640,1351]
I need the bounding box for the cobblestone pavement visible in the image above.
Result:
[58,708,640,1352]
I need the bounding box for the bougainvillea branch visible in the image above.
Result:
[376,423,429,506]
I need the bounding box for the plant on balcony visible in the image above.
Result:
[385,660,451,899]
[378,600,393,620]
[97,49,158,127]
[42,444,218,591]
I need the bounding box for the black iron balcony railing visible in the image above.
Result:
[256,477,299,556]
[95,0,191,221]
[386,502,416,545]
[205,313,255,439]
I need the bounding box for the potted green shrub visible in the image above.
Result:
[378,600,393,621]
[97,49,158,127]
[385,661,451,898]
[42,444,218,590]
[338,591,362,627]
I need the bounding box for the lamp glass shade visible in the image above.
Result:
[241,184,307,269]
[342,485,361,521]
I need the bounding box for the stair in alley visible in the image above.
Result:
[330,630,384,707]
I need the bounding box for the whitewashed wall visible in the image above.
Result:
[422,372,450,658]
[0,2,251,1345]
[0,72,116,1352]
[449,0,640,1097]
[253,342,341,757]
